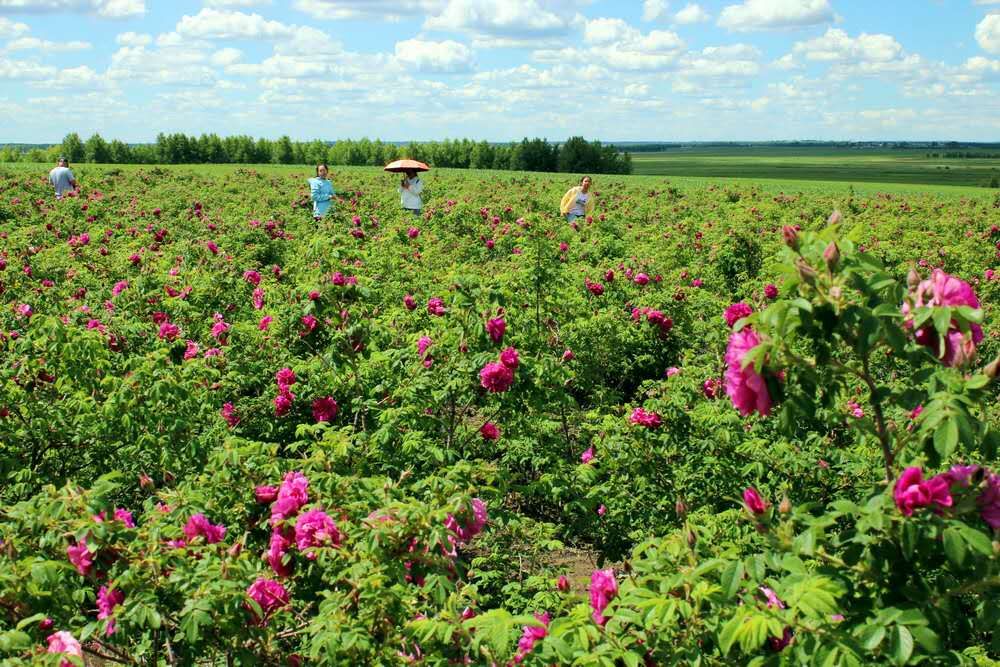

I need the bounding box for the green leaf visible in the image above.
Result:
[932,307,952,337]
[933,420,958,459]
[942,528,966,567]
[958,525,994,556]
[910,626,942,654]
[857,625,886,651]
[890,625,914,666]
[720,560,745,599]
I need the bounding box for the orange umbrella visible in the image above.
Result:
[384,159,430,173]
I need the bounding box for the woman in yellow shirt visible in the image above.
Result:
[559,176,594,223]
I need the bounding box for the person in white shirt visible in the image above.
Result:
[399,170,424,216]
[49,157,78,199]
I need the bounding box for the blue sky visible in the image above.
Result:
[0,0,998,142]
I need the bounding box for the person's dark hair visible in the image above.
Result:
[580,175,591,185]
[58,156,68,166]
[316,163,328,176]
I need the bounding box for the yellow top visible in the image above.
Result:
[560,186,596,216]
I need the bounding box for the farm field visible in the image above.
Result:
[631,146,1000,188]
[1,164,999,665]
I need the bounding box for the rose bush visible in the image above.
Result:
[0,164,998,663]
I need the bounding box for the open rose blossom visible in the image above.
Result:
[294,508,342,556]
[589,568,618,625]
[182,513,226,544]
[486,317,506,343]
[724,328,773,417]
[46,631,82,666]
[479,361,514,392]
[480,422,499,440]
[902,269,984,367]
[97,585,124,636]
[271,471,309,522]
[311,396,338,422]
[723,302,753,328]
[66,539,93,576]
[514,612,550,664]
[499,347,519,369]
[246,577,289,626]
[629,407,661,428]
[893,467,952,517]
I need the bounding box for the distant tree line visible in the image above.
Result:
[927,152,1000,159]
[0,133,632,175]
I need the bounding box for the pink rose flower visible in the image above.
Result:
[255,485,278,503]
[97,585,124,636]
[580,446,595,464]
[311,396,338,423]
[221,402,239,427]
[764,283,779,299]
[294,509,342,556]
[246,577,289,626]
[480,422,499,440]
[743,487,768,515]
[723,302,753,328]
[46,631,82,666]
[486,317,506,344]
[182,513,226,544]
[479,361,514,392]
[272,471,309,523]
[66,539,93,576]
[514,612,549,664]
[427,297,446,316]
[724,328,773,417]
[902,269,983,367]
[589,568,618,625]
[630,407,661,428]
[500,347,519,369]
[893,467,952,517]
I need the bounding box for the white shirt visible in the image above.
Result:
[569,191,590,216]
[49,166,76,198]
[399,177,424,210]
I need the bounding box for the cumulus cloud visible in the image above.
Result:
[210,47,242,66]
[641,0,669,22]
[424,0,580,39]
[115,31,151,46]
[176,8,296,40]
[977,13,1000,54]
[675,3,710,24]
[0,56,55,78]
[0,17,29,37]
[3,36,91,51]
[0,0,145,17]
[395,38,473,73]
[204,0,271,6]
[292,0,445,20]
[792,28,903,62]
[29,64,108,89]
[677,43,761,78]
[718,0,833,32]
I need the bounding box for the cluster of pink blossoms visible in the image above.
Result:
[631,306,673,336]
[902,269,983,367]
[589,568,619,625]
[274,367,296,416]
[630,407,662,429]
[256,471,343,579]
[723,302,753,328]
[479,347,519,393]
[513,613,550,664]
[894,465,1000,529]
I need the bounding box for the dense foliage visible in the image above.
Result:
[0,134,632,175]
[0,165,998,665]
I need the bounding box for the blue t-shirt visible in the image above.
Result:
[308,177,335,217]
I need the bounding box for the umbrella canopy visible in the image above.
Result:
[384,159,430,173]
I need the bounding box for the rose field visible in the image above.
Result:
[2,164,1000,666]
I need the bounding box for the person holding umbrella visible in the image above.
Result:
[384,159,429,217]
[309,163,335,219]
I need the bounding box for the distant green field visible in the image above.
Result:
[631,146,1000,188]
[5,160,999,200]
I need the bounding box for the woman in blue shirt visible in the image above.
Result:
[308,164,335,219]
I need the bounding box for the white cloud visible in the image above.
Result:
[292,0,445,20]
[424,0,580,39]
[0,56,55,79]
[718,0,833,32]
[3,36,91,52]
[115,31,150,46]
[792,28,903,62]
[677,43,761,77]
[29,64,107,89]
[973,0,1000,4]
[210,47,242,66]
[395,38,473,73]
[641,0,668,22]
[176,8,297,40]
[771,53,798,69]
[204,0,271,6]
[584,17,634,45]
[0,0,145,17]
[675,3,710,24]
[0,17,29,38]
[976,13,1000,54]
[107,43,217,85]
